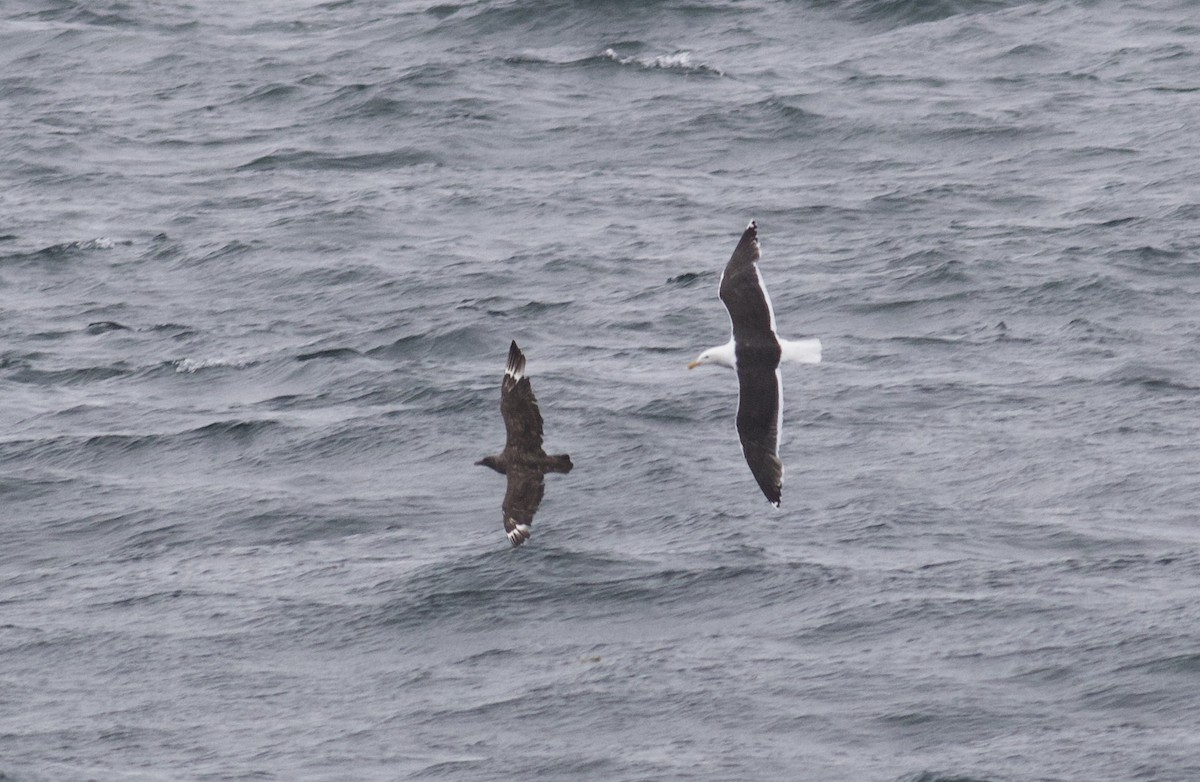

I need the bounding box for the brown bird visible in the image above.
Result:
[476,341,573,546]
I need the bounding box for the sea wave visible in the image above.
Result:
[239,148,442,171]
[808,0,1026,27]
[0,237,121,266]
[503,46,723,77]
[173,357,253,374]
[600,48,723,76]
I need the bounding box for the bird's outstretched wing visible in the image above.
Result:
[500,341,546,455]
[719,220,777,344]
[502,465,545,546]
[735,364,783,507]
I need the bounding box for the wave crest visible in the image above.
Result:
[173,357,252,374]
[600,48,723,76]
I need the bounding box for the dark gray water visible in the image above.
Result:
[4,1,1200,779]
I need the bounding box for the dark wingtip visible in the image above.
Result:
[505,340,526,378]
[729,220,760,265]
[759,481,781,506]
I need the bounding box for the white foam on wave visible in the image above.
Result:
[173,357,250,374]
[601,49,723,76]
[42,237,118,253]
[79,237,116,250]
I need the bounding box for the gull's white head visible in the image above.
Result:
[687,340,736,370]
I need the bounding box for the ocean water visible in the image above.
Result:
[3,0,1200,779]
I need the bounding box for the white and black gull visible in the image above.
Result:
[688,220,821,506]
[476,341,573,546]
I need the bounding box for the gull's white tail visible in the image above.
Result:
[779,337,822,364]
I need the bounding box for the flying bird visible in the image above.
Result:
[688,220,822,506]
[476,341,573,546]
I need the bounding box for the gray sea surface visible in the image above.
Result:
[3,1,1200,780]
